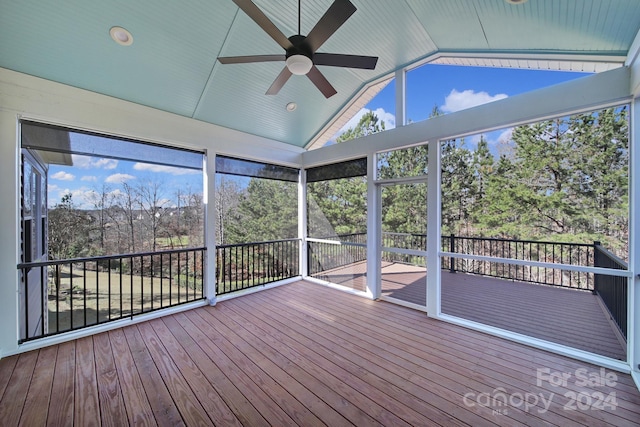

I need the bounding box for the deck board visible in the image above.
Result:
[279,284,586,427]
[93,332,129,427]
[19,345,57,427]
[0,351,38,425]
[47,340,75,426]
[120,326,182,427]
[376,262,627,360]
[74,336,101,427]
[1,280,639,426]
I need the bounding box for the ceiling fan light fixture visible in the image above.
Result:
[286,54,313,75]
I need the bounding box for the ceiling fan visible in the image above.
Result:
[218,0,378,98]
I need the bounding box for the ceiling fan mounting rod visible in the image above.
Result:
[298,0,301,35]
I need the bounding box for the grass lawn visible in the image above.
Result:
[48,266,203,332]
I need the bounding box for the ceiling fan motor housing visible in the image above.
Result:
[286,35,313,60]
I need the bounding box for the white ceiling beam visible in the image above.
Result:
[395,69,406,127]
[626,27,640,97]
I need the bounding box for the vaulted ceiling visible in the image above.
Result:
[1,0,638,148]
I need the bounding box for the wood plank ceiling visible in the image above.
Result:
[0,0,638,147]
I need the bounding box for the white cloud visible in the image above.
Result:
[441,89,508,113]
[93,158,118,169]
[133,163,200,175]
[51,171,75,181]
[334,107,396,140]
[81,175,97,182]
[72,155,118,170]
[51,187,94,208]
[71,155,91,168]
[496,128,514,144]
[108,189,124,199]
[105,173,135,183]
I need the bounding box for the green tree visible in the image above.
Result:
[476,107,628,255]
[308,177,367,236]
[226,179,298,243]
[337,110,385,142]
[48,194,94,259]
[441,139,475,235]
[306,111,380,237]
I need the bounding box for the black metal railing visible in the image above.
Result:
[18,247,206,343]
[216,238,300,295]
[306,232,628,293]
[307,234,367,276]
[441,234,596,290]
[594,242,627,339]
[381,232,427,266]
[382,232,427,251]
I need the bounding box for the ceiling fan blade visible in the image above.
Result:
[307,66,337,98]
[313,53,378,69]
[266,67,293,95]
[306,0,357,52]
[232,0,293,50]
[218,54,285,64]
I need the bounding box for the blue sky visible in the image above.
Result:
[335,64,589,146]
[48,154,202,209]
[48,64,589,208]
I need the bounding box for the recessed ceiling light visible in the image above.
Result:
[110,26,133,46]
[505,0,528,4]
[286,102,297,112]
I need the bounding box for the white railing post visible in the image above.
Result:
[299,168,308,278]
[426,139,441,317]
[629,97,640,387]
[367,152,380,299]
[205,152,217,305]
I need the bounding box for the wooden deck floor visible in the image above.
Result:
[376,262,626,361]
[313,261,626,360]
[1,280,639,426]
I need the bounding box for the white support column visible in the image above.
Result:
[630,97,640,388]
[395,69,406,127]
[426,139,441,317]
[205,153,217,305]
[366,152,380,299]
[0,112,20,356]
[299,169,308,278]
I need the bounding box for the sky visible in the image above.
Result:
[48,153,202,209]
[333,64,590,148]
[47,64,589,209]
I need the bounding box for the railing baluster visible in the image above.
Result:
[150,254,154,311]
[108,259,112,321]
[130,257,134,317]
[40,266,45,337]
[160,253,164,307]
[56,264,60,333]
[69,263,73,331]
[94,261,99,325]
[83,262,87,327]
[186,251,190,301]
[169,253,173,306]
[119,259,123,320]
[24,266,29,339]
